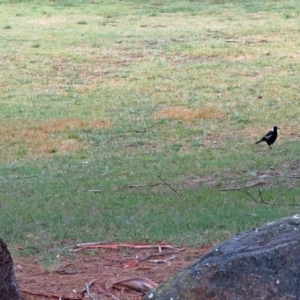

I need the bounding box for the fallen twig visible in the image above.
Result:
[157,175,180,194]
[106,280,120,300]
[94,283,111,297]
[82,279,97,300]
[246,189,260,204]
[120,248,185,268]
[149,255,176,265]
[139,248,184,262]
[246,189,282,206]
[76,241,108,247]
[220,180,265,191]
[87,182,162,193]
[74,242,180,251]
[137,248,184,265]
[127,183,161,189]
[119,257,140,268]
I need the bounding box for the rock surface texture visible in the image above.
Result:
[0,238,21,300]
[143,215,300,300]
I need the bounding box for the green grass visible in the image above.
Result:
[1,0,300,260]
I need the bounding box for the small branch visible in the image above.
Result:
[87,189,105,193]
[246,189,288,206]
[106,280,120,300]
[246,189,271,205]
[82,279,97,300]
[139,248,185,263]
[220,180,264,191]
[74,242,179,251]
[128,183,161,189]
[86,183,161,193]
[246,190,259,203]
[270,193,281,205]
[76,241,108,247]
[258,188,269,204]
[149,255,176,265]
[157,175,180,194]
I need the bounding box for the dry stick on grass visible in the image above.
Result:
[157,175,180,194]
[246,189,281,205]
[247,189,300,207]
[126,183,161,190]
[220,180,265,191]
[87,182,161,193]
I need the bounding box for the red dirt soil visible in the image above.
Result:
[15,243,211,300]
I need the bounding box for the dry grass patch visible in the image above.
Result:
[41,119,109,132]
[154,106,226,120]
[28,16,69,26]
[0,119,109,160]
[51,59,104,93]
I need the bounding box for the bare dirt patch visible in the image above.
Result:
[16,244,211,300]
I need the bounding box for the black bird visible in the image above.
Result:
[255,126,279,149]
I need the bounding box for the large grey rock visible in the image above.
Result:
[144,215,300,300]
[0,238,21,300]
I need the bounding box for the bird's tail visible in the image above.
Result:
[255,139,262,144]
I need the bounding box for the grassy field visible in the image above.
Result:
[1,0,300,260]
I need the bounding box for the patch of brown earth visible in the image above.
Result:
[16,244,211,300]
